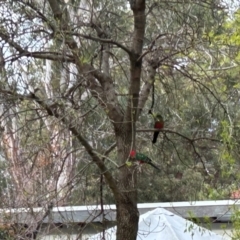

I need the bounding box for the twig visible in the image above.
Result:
[32,202,53,239]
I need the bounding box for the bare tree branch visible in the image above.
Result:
[137,128,220,142]
[0,88,122,200]
[46,0,123,125]
[70,32,131,55]
[137,65,156,118]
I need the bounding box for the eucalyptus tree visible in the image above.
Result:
[0,0,229,239]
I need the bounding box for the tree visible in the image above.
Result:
[0,0,231,239]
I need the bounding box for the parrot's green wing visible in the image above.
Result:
[135,153,148,161]
[136,153,160,171]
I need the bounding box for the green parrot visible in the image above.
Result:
[130,150,160,171]
[152,114,164,144]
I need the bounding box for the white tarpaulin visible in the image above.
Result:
[90,208,228,240]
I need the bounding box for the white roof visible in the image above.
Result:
[0,200,238,223]
[90,208,228,240]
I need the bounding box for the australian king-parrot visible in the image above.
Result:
[152,114,164,144]
[130,150,160,170]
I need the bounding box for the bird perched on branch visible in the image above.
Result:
[152,114,164,144]
[129,150,160,170]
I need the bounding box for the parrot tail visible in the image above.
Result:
[148,162,161,171]
[152,131,160,144]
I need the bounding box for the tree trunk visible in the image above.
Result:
[115,126,139,240]
[116,195,139,240]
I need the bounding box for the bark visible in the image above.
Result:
[113,2,146,239]
[115,126,139,240]
[137,65,156,117]
[116,1,146,237]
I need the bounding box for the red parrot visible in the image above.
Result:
[152,114,164,144]
[129,150,160,170]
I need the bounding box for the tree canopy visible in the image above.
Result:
[0,0,239,239]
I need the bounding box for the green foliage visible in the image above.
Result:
[231,207,240,239]
[0,226,14,240]
[2,1,240,239]
[0,0,239,209]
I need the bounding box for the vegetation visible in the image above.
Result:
[0,0,239,239]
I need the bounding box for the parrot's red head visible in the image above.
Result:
[130,150,136,158]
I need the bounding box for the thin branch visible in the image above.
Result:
[137,46,191,119]
[23,1,55,31]
[47,0,123,124]
[137,65,156,118]
[1,28,122,123]
[148,129,213,176]
[137,33,167,61]
[136,128,220,142]
[34,94,123,209]
[99,142,116,237]
[0,30,74,62]
[176,67,228,116]
[102,143,117,158]
[70,32,132,55]
[0,31,25,53]
[6,51,75,63]
[32,202,53,239]
[0,89,121,199]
